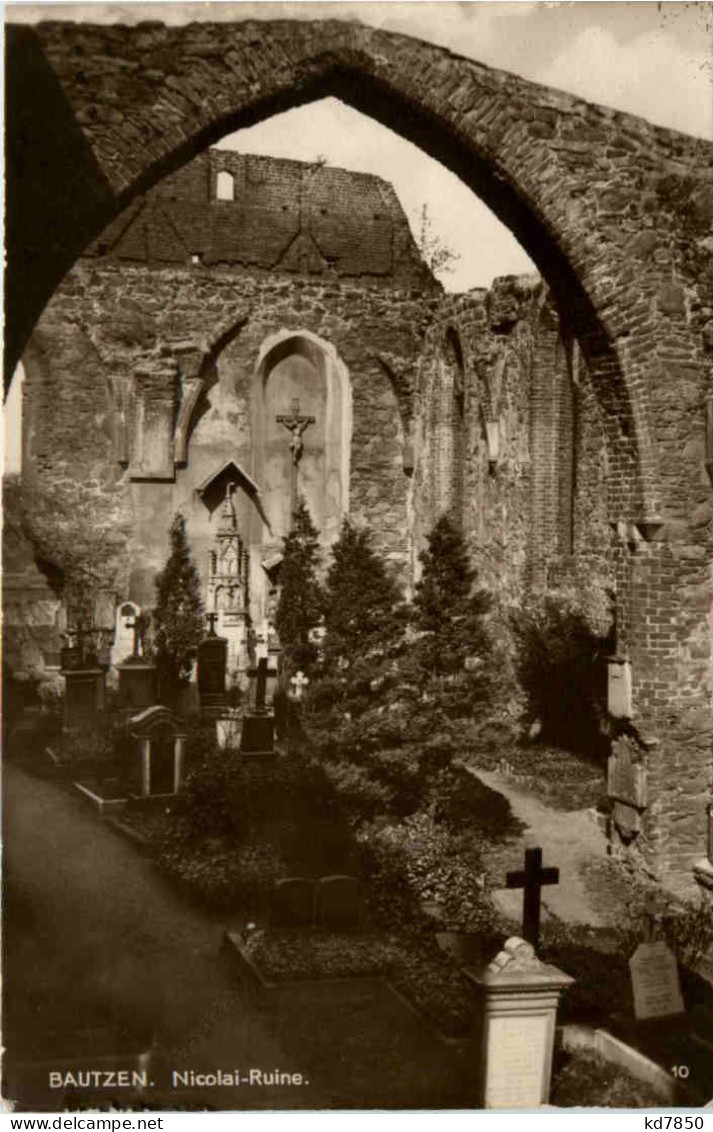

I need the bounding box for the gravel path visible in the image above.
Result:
[471,768,611,927]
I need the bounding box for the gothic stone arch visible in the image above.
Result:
[6,19,713,886]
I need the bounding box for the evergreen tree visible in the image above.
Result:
[414,514,491,677]
[153,513,205,702]
[274,498,323,670]
[323,519,403,663]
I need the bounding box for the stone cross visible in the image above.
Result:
[276,397,315,523]
[290,670,310,701]
[206,612,220,637]
[248,656,277,714]
[506,846,559,950]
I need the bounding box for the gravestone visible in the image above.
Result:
[197,613,228,718]
[629,941,685,1021]
[240,657,277,756]
[113,602,141,664]
[128,706,187,797]
[60,666,105,732]
[117,612,157,710]
[314,875,362,930]
[608,749,647,808]
[465,937,574,1108]
[608,744,647,840]
[271,878,315,928]
[607,657,633,719]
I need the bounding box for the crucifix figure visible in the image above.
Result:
[276,397,315,523]
[506,845,559,950]
[206,612,220,637]
[247,656,277,715]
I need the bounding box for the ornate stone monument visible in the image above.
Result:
[205,482,251,675]
[465,937,574,1109]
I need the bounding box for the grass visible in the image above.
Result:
[462,740,606,812]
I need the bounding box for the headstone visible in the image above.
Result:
[607,657,632,719]
[629,941,685,1021]
[271,878,315,928]
[613,799,642,838]
[117,659,157,711]
[708,801,713,864]
[240,656,277,755]
[314,875,362,930]
[60,666,105,732]
[608,749,647,808]
[216,711,241,751]
[505,846,559,950]
[113,602,141,664]
[197,617,228,718]
[465,937,574,1109]
[128,706,187,797]
[240,714,274,756]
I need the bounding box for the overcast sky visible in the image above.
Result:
[4,2,712,470]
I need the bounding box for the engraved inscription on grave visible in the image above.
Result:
[484,1014,548,1108]
[629,941,684,1021]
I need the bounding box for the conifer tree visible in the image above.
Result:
[414,514,491,677]
[274,497,323,669]
[323,519,403,663]
[153,513,205,701]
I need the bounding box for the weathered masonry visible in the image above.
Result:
[5,19,713,891]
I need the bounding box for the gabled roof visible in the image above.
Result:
[195,460,260,499]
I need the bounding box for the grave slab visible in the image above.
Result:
[271,878,316,928]
[314,876,362,931]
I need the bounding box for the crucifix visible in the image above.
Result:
[206,612,220,637]
[506,845,560,950]
[247,656,277,715]
[276,397,315,524]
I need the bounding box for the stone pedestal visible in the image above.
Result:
[60,667,105,732]
[240,713,274,756]
[197,634,228,718]
[465,937,574,1109]
[117,660,157,711]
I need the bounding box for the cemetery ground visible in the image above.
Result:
[5,703,713,1110]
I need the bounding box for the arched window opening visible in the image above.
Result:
[216,171,235,201]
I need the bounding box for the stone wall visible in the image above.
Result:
[22,259,436,615]
[414,277,613,610]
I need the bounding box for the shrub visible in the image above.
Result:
[153,513,205,704]
[510,588,612,757]
[323,519,405,664]
[274,497,323,671]
[617,885,713,971]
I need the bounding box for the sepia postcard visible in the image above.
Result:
[3,0,713,1116]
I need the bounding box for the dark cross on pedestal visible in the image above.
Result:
[206,612,220,637]
[506,845,559,950]
[125,613,149,658]
[276,398,315,526]
[705,395,713,487]
[247,656,278,715]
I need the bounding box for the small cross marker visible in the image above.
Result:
[506,845,559,950]
[206,612,220,637]
[290,670,310,701]
[247,656,277,714]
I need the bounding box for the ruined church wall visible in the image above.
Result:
[414,277,613,613]
[22,260,433,616]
